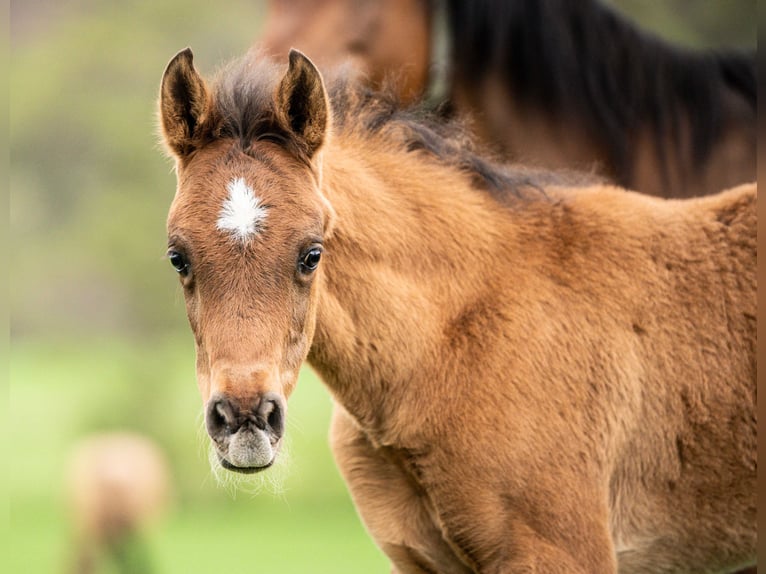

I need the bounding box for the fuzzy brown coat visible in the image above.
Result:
[159,49,756,573]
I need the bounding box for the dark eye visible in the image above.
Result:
[299,247,322,274]
[168,250,190,276]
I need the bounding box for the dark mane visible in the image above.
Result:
[445,0,756,183]
[212,57,286,149]
[329,75,602,199]
[212,54,599,203]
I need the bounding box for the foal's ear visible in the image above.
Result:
[275,49,329,160]
[159,48,211,157]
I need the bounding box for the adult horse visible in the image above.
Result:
[158,48,756,573]
[260,0,756,198]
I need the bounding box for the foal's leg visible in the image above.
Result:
[465,505,617,574]
[420,462,618,574]
[329,405,472,574]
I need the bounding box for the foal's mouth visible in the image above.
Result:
[218,453,276,474]
[211,427,283,475]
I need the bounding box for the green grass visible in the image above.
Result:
[9,337,388,573]
[10,497,382,574]
[158,501,381,574]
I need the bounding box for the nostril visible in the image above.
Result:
[206,397,237,439]
[267,402,283,435]
[213,402,228,427]
[257,393,286,438]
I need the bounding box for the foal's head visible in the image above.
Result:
[159,49,333,473]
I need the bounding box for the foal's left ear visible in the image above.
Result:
[275,49,330,160]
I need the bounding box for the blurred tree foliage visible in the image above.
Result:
[10,0,756,343]
[609,0,756,49]
[11,0,268,341]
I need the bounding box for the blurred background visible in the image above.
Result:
[9,1,755,573]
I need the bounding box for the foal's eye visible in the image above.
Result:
[299,247,322,274]
[168,250,190,276]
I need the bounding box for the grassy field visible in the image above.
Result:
[9,337,388,573]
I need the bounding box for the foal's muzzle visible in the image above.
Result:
[205,392,286,473]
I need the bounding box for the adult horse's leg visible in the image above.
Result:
[329,406,472,574]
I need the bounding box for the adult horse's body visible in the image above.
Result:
[260,0,756,199]
[159,49,756,573]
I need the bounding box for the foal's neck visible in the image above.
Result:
[307,140,519,443]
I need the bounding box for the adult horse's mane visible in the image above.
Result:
[211,53,600,203]
[445,0,756,182]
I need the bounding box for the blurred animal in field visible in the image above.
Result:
[66,432,171,574]
[260,0,756,198]
[157,47,756,573]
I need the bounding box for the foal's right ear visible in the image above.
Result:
[159,48,211,158]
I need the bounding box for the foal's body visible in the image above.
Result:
[159,50,756,573]
[317,146,756,573]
